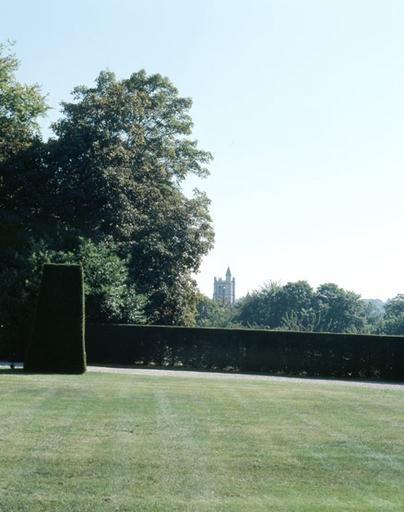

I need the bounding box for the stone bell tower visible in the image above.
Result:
[213,266,235,304]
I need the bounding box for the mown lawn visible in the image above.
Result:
[0,370,403,511]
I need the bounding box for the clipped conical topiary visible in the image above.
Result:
[25,264,86,373]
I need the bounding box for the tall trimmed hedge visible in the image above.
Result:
[86,324,404,381]
[25,264,86,373]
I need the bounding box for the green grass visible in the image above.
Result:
[0,371,403,511]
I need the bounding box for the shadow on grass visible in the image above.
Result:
[0,367,87,376]
[2,363,403,386]
[88,363,404,386]
[0,368,24,375]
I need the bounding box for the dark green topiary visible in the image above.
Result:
[25,264,86,373]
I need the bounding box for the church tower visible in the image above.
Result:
[213,267,235,304]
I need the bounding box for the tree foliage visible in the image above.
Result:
[32,238,147,324]
[313,283,367,333]
[0,42,48,162]
[378,295,404,335]
[234,281,369,333]
[195,294,236,328]
[0,54,214,357]
[41,70,213,324]
[0,238,147,359]
[0,44,49,356]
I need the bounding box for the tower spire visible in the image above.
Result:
[213,266,235,304]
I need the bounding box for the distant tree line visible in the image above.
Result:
[196,281,404,336]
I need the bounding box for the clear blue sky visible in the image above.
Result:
[3,0,404,300]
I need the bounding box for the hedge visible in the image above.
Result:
[24,264,86,373]
[85,324,404,380]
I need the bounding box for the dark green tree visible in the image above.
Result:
[235,281,317,331]
[378,295,404,335]
[313,283,367,333]
[195,294,236,328]
[361,299,385,333]
[383,294,404,319]
[234,282,283,328]
[277,281,319,331]
[0,43,48,358]
[0,42,49,259]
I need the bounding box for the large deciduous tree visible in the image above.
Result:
[45,70,214,324]
[0,63,214,354]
